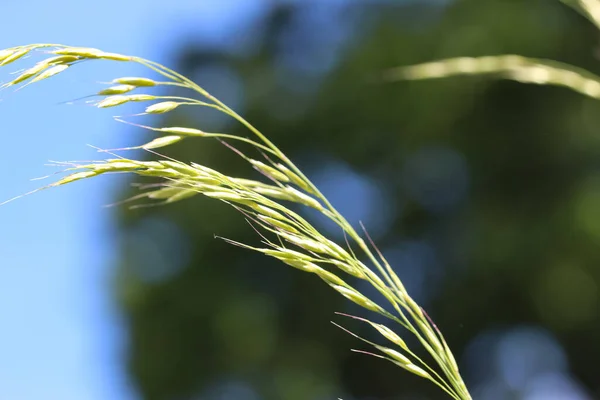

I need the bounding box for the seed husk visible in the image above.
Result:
[98,85,136,95]
[30,64,69,83]
[113,77,156,87]
[97,95,130,108]
[159,127,205,136]
[0,48,30,66]
[145,101,180,114]
[142,135,183,149]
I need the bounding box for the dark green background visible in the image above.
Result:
[113,1,600,399]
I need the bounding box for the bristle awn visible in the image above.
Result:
[359,221,405,293]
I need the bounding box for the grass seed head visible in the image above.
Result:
[147,186,186,200]
[275,163,312,191]
[8,63,48,85]
[113,77,156,87]
[165,189,198,203]
[126,158,165,169]
[190,176,223,186]
[137,168,180,178]
[284,186,322,209]
[257,215,299,234]
[142,135,183,149]
[30,64,69,83]
[0,49,13,63]
[98,84,136,95]
[329,259,364,279]
[98,52,131,61]
[277,258,319,273]
[324,239,353,260]
[128,94,156,101]
[278,231,330,254]
[92,161,142,172]
[160,127,206,137]
[230,178,264,187]
[416,320,444,355]
[250,160,290,182]
[313,267,346,286]
[370,323,408,351]
[97,94,155,108]
[333,285,385,313]
[55,171,98,185]
[159,161,202,176]
[145,101,180,114]
[378,346,411,365]
[0,42,470,399]
[0,48,30,66]
[249,203,287,220]
[53,47,103,58]
[263,248,314,262]
[403,364,431,379]
[253,186,290,200]
[53,47,130,61]
[203,191,252,205]
[98,95,130,108]
[45,55,80,65]
[191,183,223,193]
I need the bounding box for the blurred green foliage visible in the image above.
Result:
[113,1,600,399]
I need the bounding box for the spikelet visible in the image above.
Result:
[248,203,286,220]
[0,49,14,64]
[97,95,130,108]
[368,321,408,351]
[141,135,183,149]
[165,189,198,203]
[147,186,188,200]
[54,171,98,186]
[257,215,300,234]
[159,161,201,176]
[284,186,322,209]
[53,47,130,61]
[0,48,30,66]
[262,248,314,262]
[128,94,156,102]
[45,55,80,65]
[97,94,156,108]
[250,160,290,182]
[312,266,347,287]
[30,64,69,83]
[275,163,312,192]
[277,258,320,273]
[98,85,136,95]
[332,285,385,313]
[112,77,156,87]
[7,63,48,85]
[159,127,205,136]
[145,101,180,114]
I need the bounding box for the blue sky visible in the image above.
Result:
[0,1,267,399]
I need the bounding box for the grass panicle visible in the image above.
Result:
[386,55,600,100]
[1,43,472,400]
[387,0,600,103]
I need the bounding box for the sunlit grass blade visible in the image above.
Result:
[387,55,600,100]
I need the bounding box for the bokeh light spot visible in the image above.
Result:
[124,217,191,283]
[402,145,469,213]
